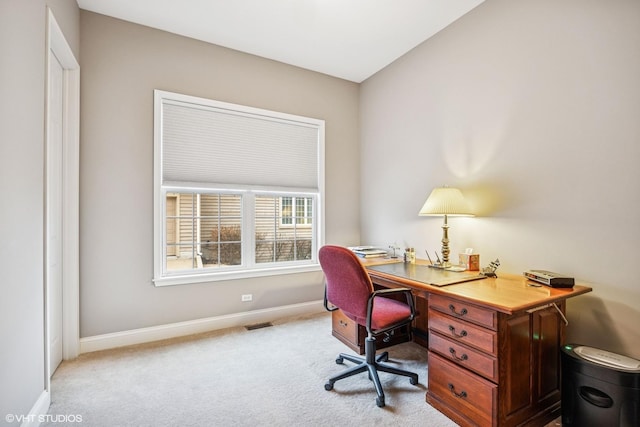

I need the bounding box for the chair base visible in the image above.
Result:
[324,337,419,408]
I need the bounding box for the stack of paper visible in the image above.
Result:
[349,246,388,258]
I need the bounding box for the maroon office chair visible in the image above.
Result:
[319,245,418,408]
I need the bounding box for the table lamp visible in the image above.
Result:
[418,186,473,268]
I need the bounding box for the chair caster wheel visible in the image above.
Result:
[410,376,418,385]
[324,382,334,391]
[335,357,344,364]
[376,396,385,408]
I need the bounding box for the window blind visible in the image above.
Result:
[161,99,320,190]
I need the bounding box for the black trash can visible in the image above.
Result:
[562,344,640,427]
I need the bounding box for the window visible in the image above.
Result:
[154,90,324,285]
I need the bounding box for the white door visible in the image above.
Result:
[44,10,81,386]
[47,50,64,375]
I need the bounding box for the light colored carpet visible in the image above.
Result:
[45,312,457,426]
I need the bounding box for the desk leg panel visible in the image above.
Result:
[413,295,429,347]
[498,305,564,427]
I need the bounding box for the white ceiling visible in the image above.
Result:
[77,0,484,83]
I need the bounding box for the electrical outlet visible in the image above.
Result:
[241,294,253,302]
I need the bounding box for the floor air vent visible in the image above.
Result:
[245,322,273,331]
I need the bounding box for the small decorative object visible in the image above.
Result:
[388,244,401,258]
[482,258,500,278]
[404,247,416,264]
[459,248,480,271]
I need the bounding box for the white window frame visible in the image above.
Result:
[153,91,325,286]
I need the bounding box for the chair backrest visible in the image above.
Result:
[319,245,373,324]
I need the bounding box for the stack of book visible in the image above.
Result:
[349,246,388,258]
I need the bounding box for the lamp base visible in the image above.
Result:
[440,215,451,266]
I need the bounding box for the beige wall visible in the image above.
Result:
[361,0,640,358]
[79,11,360,337]
[0,0,79,421]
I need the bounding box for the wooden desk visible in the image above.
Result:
[331,258,592,427]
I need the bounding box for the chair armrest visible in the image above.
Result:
[323,284,338,312]
[366,288,415,335]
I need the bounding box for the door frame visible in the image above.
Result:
[44,8,80,387]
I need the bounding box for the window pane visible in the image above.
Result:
[202,242,241,266]
[296,239,312,260]
[219,220,241,242]
[276,240,294,261]
[281,197,293,225]
[166,192,242,272]
[166,255,198,271]
[255,217,276,240]
[255,240,275,264]
[296,198,305,218]
[255,196,275,263]
[200,242,217,266]
[255,195,315,264]
[200,217,217,243]
[304,198,313,225]
[220,194,242,216]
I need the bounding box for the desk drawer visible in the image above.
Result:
[332,309,359,347]
[429,310,498,355]
[430,294,497,330]
[429,330,498,382]
[428,352,496,427]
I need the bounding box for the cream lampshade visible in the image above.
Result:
[419,187,473,268]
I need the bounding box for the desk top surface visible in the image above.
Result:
[363,258,592,314]
[368,262,488,287]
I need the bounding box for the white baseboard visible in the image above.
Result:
[80,300,325,354]
[19,389,50,427]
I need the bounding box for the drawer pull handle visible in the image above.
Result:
[448,304,468,316]
[448,325,468,338]
[339,320,348,327]
[449,347,468,361]
[448,383,468,399]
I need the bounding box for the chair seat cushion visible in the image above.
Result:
[370,296,412,330]
[345,296,411,331]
